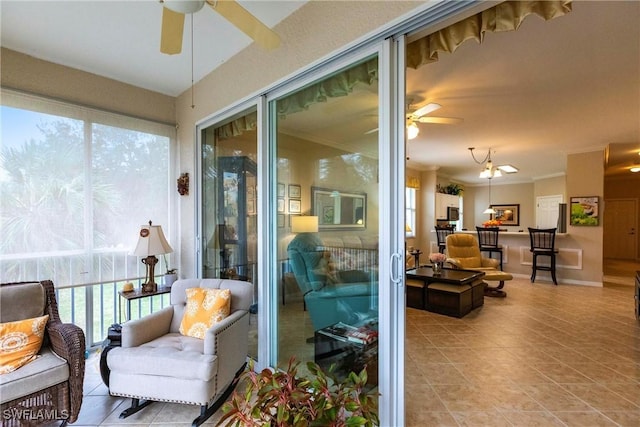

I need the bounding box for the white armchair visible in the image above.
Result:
[107,278,252,426]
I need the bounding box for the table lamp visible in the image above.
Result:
[133,220,174,293]
[291,216,318,233]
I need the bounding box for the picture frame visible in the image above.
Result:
[570,196,599,226]
[288,199,301,214]
[277,214,285,228]
[277,182,285,198]
[277,198,285,213]
[247,199,255,215]
[288,184,301,198]
[490,204,520,226]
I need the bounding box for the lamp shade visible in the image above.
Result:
[133,222,174,256]
[291,216,318,233]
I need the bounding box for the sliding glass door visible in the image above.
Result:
[200,108,259,361]
[268,53,382,394]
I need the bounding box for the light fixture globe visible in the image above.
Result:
[407,122,419,140]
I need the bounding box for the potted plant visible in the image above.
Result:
[164,268,178,287]
[163,254,178,287]
[220,357,379,427]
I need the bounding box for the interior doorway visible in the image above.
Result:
[535,195,563,229]
[603,198,638,260]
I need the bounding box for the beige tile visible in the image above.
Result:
[552,411,619,426]
[406,411,459,427]
[600,410,640,427]
[532,362,594,384]
[519,383,593,411]
[450,410,512,426]
[431,384,496,412]
[560,384,640,411]
[500,411,565,426]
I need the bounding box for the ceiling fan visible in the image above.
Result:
[160,0,280,55]
[406,102,463,139]
[364,101,463,137]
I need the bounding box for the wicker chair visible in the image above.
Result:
[0,280,85,425]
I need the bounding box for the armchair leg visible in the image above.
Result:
[119,398,154,418]
[190,363,247,427]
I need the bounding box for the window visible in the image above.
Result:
[405,187,416,237]
[0,89,176,287]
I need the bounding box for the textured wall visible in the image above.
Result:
[1,47,175,124]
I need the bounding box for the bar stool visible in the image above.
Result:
[476,226,503,270]
[435,225,455,254]
[528,227,559,285]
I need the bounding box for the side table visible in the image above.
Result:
[99,323,122,387]
[118,285,172,323]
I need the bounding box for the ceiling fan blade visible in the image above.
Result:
[416,116,464,124]
[160,7,185,55]
[411,102,441,118]
[207,0,280,50]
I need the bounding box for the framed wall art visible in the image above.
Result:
[289,184,301,198]
[288,199,301,214]
[490,204,519,226]
[570,196,599,226]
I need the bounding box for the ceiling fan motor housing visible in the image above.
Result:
[163,0,205,14]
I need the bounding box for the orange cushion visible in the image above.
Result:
[179,288,231,339]
[0,315,49,374]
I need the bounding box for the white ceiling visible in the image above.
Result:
[0,0,306,96]
[1,1,639,185]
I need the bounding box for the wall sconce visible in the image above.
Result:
[177,173,189,195]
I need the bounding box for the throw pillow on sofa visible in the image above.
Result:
[0,314,49,374]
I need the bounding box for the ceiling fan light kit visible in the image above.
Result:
[407,122,419,140]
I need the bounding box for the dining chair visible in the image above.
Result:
[435,225,455,254]
[528,227,559,285]
[476,226,503,270]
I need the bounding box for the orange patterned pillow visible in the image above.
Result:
[179,288,231,339]
[0,315,49,374]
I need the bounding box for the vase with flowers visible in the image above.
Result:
[429,252,447,275]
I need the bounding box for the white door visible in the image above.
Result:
[536,195,563,228]
[603,199,638,259]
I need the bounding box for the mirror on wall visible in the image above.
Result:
[311,187,366,230]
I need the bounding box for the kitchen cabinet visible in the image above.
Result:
[435,193,460,220]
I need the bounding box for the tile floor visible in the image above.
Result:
[73,271,639,426]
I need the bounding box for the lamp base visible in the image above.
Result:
[142,281,157,293]
[141,255,159,293]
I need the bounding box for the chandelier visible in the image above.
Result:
[468,147,518,179]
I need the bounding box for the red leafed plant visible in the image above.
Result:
[220,357,379,427]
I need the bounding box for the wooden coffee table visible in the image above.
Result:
[406,267,485,317]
